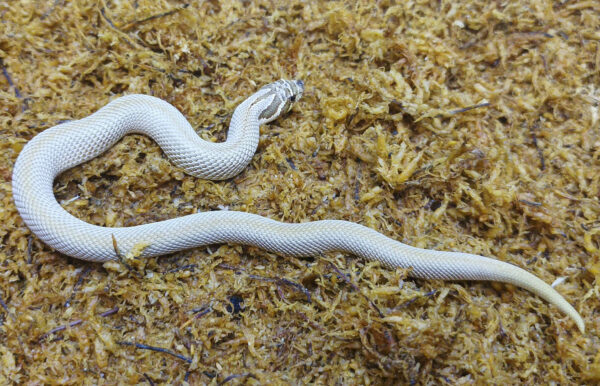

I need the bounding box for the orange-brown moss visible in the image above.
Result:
[1,0,599,383]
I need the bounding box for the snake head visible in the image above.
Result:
[255,79,304,124]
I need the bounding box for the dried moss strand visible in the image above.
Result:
[218,373,258,386]
[120,4,190,31]
[393,290,437,310]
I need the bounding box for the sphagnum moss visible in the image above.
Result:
[1,0,599,384]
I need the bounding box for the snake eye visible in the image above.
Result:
[290,95,296,102]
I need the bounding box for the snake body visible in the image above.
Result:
[12,80,584,332]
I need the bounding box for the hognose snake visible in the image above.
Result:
[12,80,584,332]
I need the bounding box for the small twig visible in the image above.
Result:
[447,102,491,115]
[190,305,210,313]
[218,373,257,386]
[117,341,192,363]
[184,369,218,381]
[519,199,542,207]
[195,308,212,319]
[0,58,22,99]
[99,6,136,48]
[26,236,33,264]
[511,31,554,39]
[99,6,119,30]
[0,290,17,324]
[39,307,119,341]
[354,163,362,202]
[279,277,311,302]
[192,306,212,319]
[328,262,384,318]
[329,262,359,291]
[40,319,84,340]
[111,235,143,278]
[0,293,9,313]
[143,373,155,386]
[247,274,311,302]
[276,284,286,300]
[217,263,241,272]
[65,266,92,307]
[120,4,190,31]
[99,307,120,317]
[286,158,297,170]
[540,54,550,75]
[164,264,198,274]
[0,57,29,112]
[217,264,311,302]
[364,295,384,318]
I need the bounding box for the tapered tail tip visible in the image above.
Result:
[575,315,585,334]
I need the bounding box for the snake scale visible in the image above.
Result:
[12,80,584,332]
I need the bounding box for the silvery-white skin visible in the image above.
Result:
[12,79,584,333]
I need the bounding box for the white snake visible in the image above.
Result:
[12,80,584,333]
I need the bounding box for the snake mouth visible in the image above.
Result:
[292,79,304,102]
